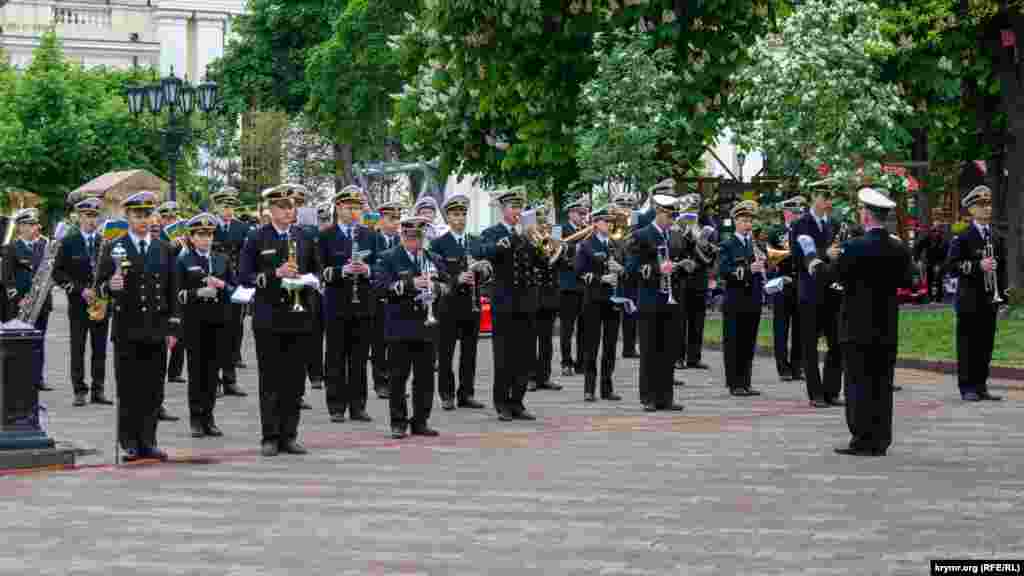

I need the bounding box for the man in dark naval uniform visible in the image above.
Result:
[375,215,443,438]
[526,204,564,392]
[212,188,250,396]
[574,205,624,402]
[769,195,805,382]
[149,207,182,422]
[53,196,113,406]
[611,193,640,360]
[558,197,589,375]
[946,185,1008,402]
[96,191,180,462]
[473,187,540,421]
[371,201,404,399]
[627,189,685,412]
[789,189,843,408]
[158,201,189,388]
[320,185,378,423]
[239,185,318,456]
[433,192,488,411]
[718,200,764,397]
[176,212,236,438]
[4,208,54,391]
[833,187,912,456]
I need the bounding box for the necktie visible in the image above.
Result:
[85,236,93,259]
[458,237,464,249]
[983,226,990,241]
[139,240,147,256]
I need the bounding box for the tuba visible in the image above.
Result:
[16,236,61,326]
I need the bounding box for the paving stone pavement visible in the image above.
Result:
[3,294,1023,575]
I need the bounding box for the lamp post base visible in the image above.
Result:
[0,327,62,468]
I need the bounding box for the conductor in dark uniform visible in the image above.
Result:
[946,185,1008,402]
[473,187,539,421]
[790,190,843,408]
[834,188,912,456]
[627,191,685,412]
[4,208,54,391]
[176,213,235,438]
[320,185,378,423]
[375,215,443,438]
[212,188,250,396]
[432,193,488,411]
[770,195,805,381]
[53,197,112,406]
[574,206,623,402]
[95,191,180,462]
[239,185,318,456]
[718,200,764,397]
[558,198,589,375]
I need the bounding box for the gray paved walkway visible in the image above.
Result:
[2,293,1022,575]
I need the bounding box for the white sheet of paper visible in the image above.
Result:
[230,287,255,304]
[764,277,785,295]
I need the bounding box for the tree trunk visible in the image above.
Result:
[993,7,1024,290]
[912,127,931,229]
[333,142,353,191]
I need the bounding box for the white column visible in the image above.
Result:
[155,10,188,77]
[195,13,226,80]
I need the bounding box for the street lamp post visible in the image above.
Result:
[125,66,218,202]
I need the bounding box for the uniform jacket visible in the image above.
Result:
[373,245,438,342]
[718,234,764,314]
[626,222,685,312]
[96,234,178,342]
[789,211,836,306]
[175,249,235,326]
[557,222,583,292]
[431,230,483,319]
[946,223,1008,315]
[532,242,560,311]
[473,222,538,314]
[239,224,318,334]
[53,229,105,313]
[319,222,379,319]
[213,219,249,274]
[575,234,617,307]
[3,238,52,317]
[836,228,913,345]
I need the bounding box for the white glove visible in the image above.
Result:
[497,237,511,250]
[681,258,696,274]
[391,281,404,296]
[808,258,824,275]
[601,273,618,286]
[582,272,594,285]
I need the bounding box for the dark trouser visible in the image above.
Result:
[843,343,895,453]
[167,338,185,379]
[772,287,800,376]
[533,307,557,383]
[723,307,761,390]
[438,312,480,402]
[956,308,998,395]
[371,307,389,393]
[638,309,678,408]
[306,306,324,384]
[621,308,637,354]
[926,262,943,300]
[32,311,49,386]
[325,315,373,416]
[492,311,535,413]
[254,330,305,444]
[559,291,584,368]
[679,289,706,364]
[186,319,225,424]
[115,339,163,451]
[68,302,108,395]
[583,300,621,397]
[800,301,841,402]
[218,304,241,384]
[389,339,435,429]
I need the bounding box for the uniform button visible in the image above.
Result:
[141,306,148,312]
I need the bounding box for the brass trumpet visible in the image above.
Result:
[287,233,306,312]
[766,246,791,266]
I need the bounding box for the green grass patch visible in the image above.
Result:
[703,308,1024,368]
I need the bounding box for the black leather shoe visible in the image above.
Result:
[442,398,456,411]
[675,359,687,370]
[745,388,762,396]
[810,399,829,408]
[962,392,981,402]
[526,381,538,392]
[204,423,224,437]
[37,382,54,391]
[826,398,844,406]
[349,411,373,422]
[300,399,313,410]
[310,380,323,390]
[642,403,657,412]
[892,385,903,391]
[223,383,248,397]
[687,362,710,370]
[330,413,346,423]
[834,446,884,457]
[513,409,537,421]
[158,407,180,421]
[665,404,684,411]
[537,381,563,391]
[190,421,206,438]
[167,376,186,384]
[91,392,113,405]
[73,393,88,407]
[584,392,596,402]
[622,351,639,359]
[457,398,485,409]
[411,425,440,437]
[280,440,308,454]
[979,391,1003,401]
[779,373,794,382]
[376,388,390,399]
[498,410,515,421]
[792,373,805,381]
[602,393,622,401]
[560,366,575,377]
[140,447,168,461]
[120,449,140,463]
[391,426,407,439]
[261,442,279,457]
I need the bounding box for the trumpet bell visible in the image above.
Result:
[766,247,791,266]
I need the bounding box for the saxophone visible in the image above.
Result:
[16,238,61,326]
[86,236,111,321]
